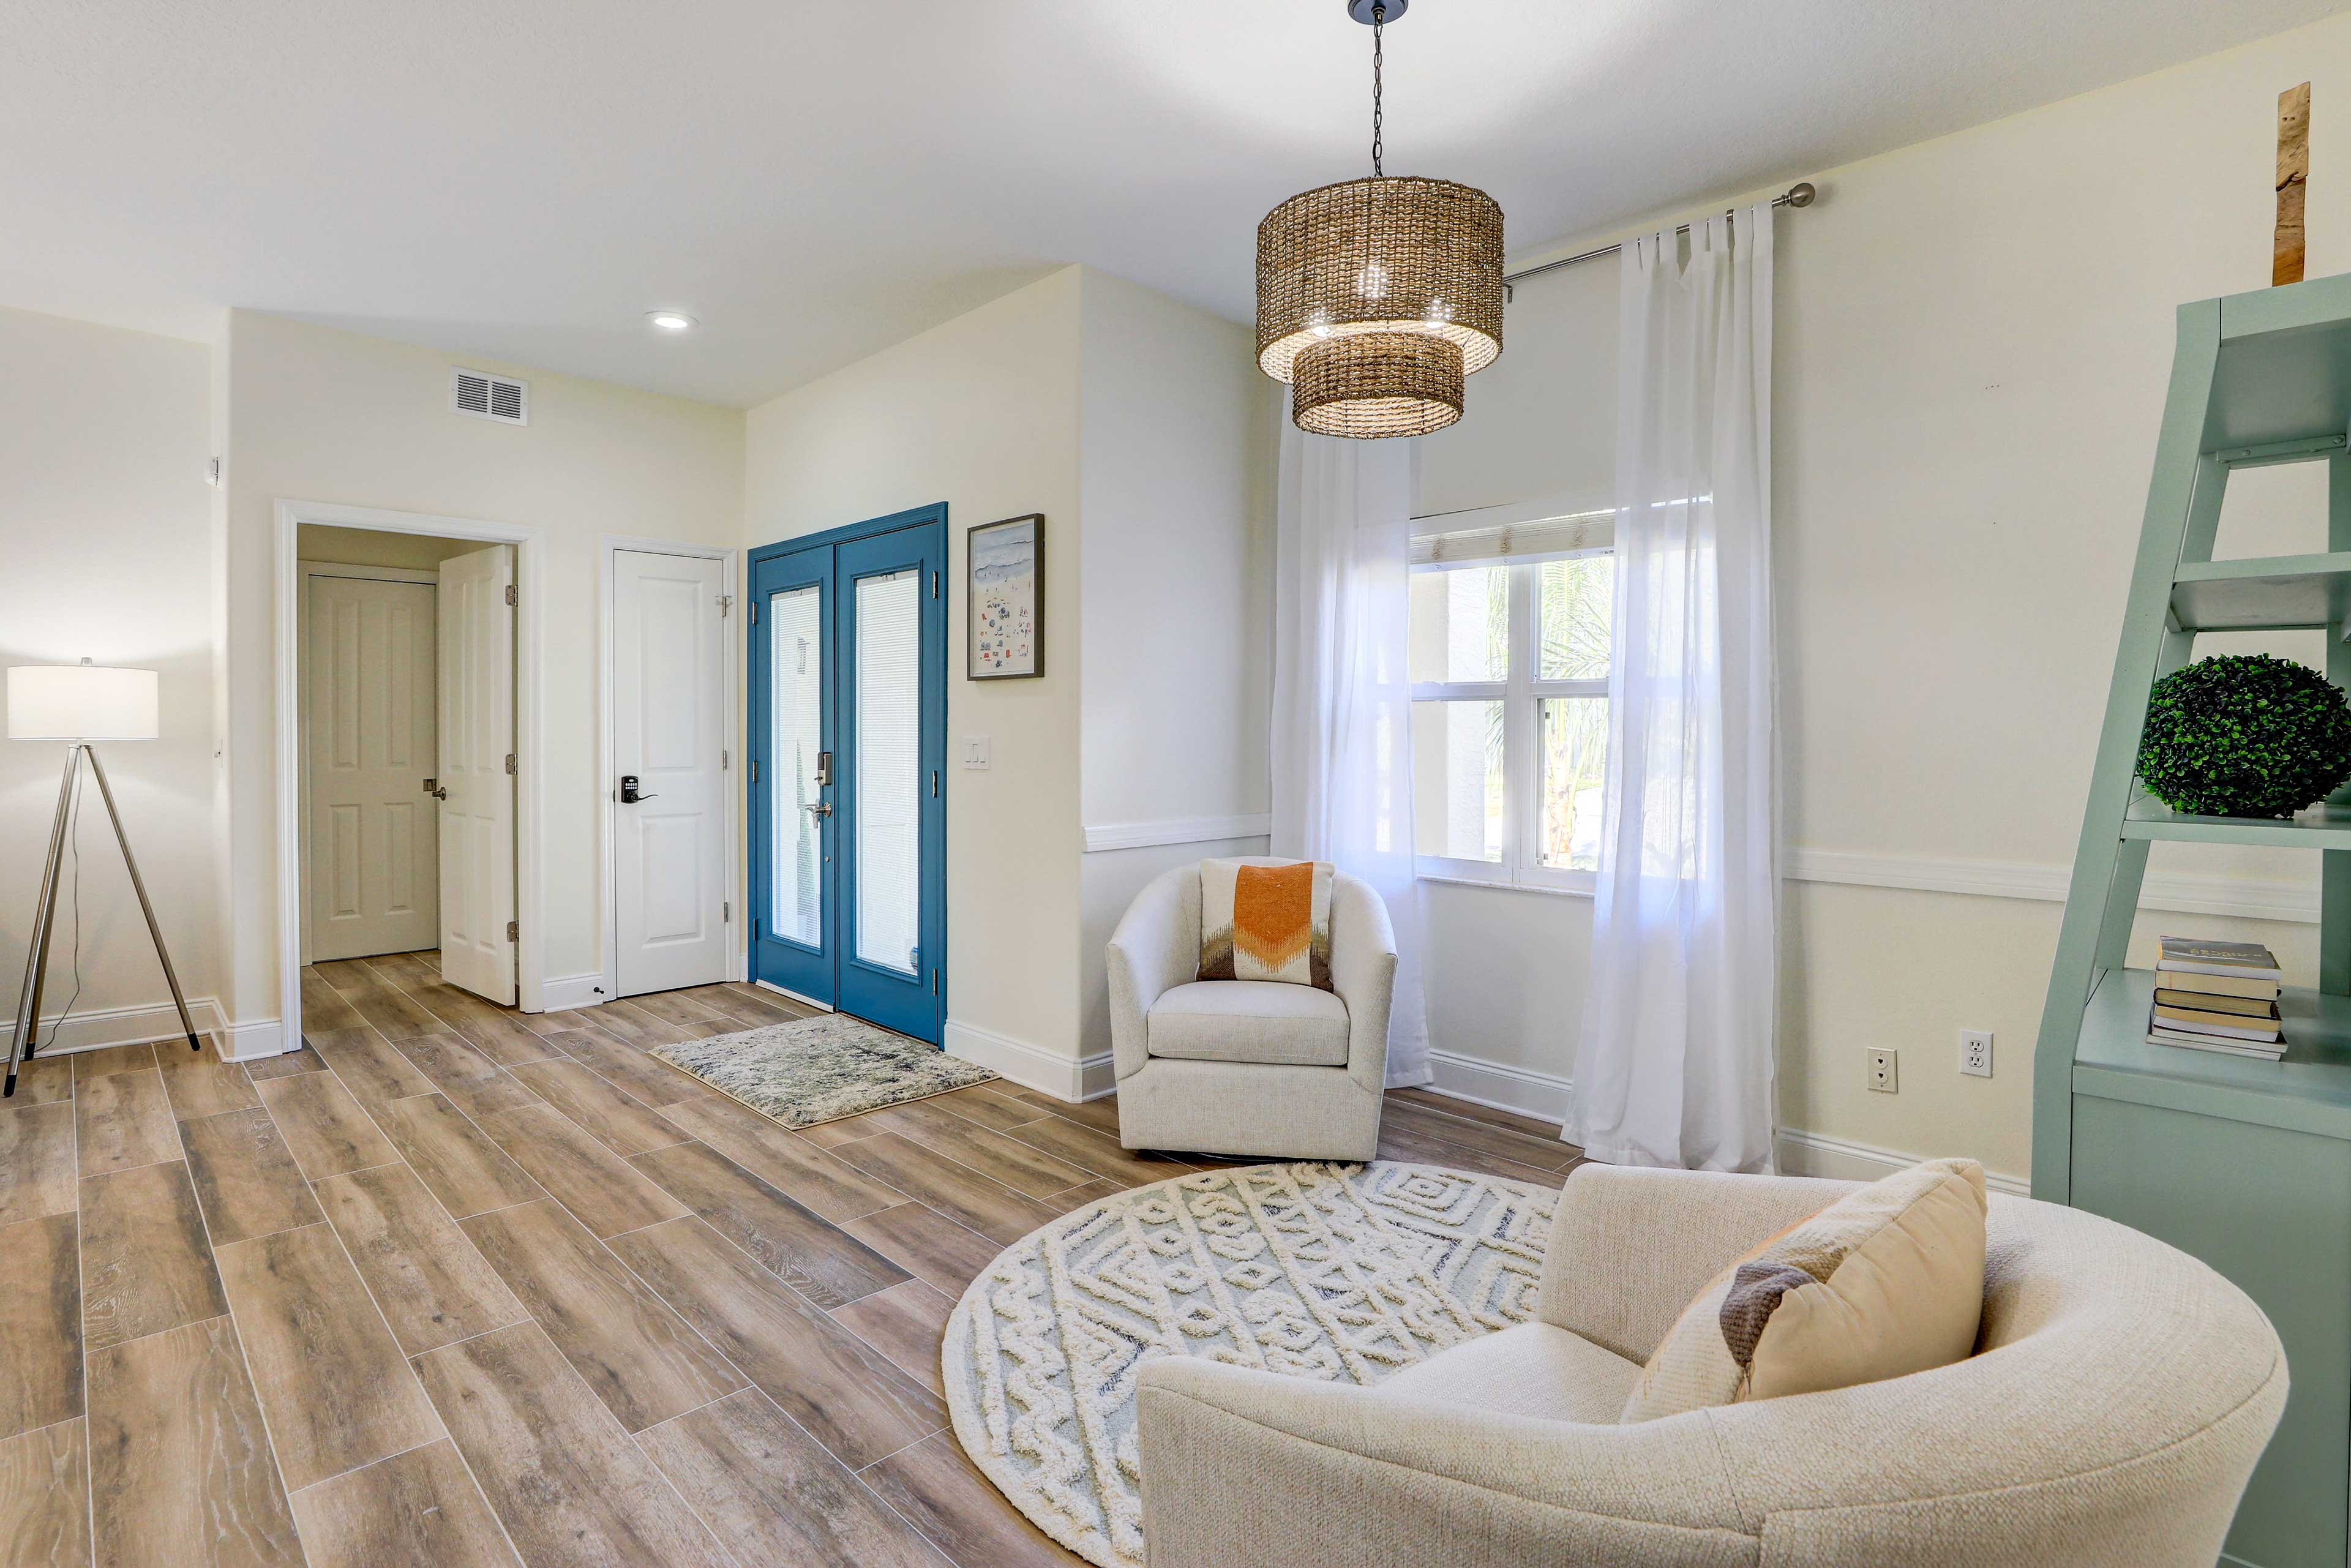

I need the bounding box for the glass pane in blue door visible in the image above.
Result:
[768,584,824,948]
[854,569,921,975]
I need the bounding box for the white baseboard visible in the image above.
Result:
[945,1018,1114,1101]
[0,996,229,1056]
[540,973,608,1012]
[1428,1048,1572,1123]
[1422,1047,2028,1196]
[1775,1127,2029,1198]
[219,1018,288,1063]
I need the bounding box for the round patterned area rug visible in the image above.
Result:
[942,1160,1556,1568]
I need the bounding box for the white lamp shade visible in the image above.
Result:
[7,664,160,740]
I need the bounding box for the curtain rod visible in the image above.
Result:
[1502,181,1817,298]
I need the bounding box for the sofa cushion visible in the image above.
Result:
[1199,858,1335,989]
[1147,981,1350,1067]
[1621,1157,1988,1423]
[1381,1322,1641,1424]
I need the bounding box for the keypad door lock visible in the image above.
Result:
[619,774,659,804]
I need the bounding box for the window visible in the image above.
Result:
[1409,515,1612,892]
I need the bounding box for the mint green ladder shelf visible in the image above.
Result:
[2038,272,2351,1568]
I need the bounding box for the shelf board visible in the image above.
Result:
[2075,968,2351,1141]
[2169,552,2351,631]
[2123,795,2351,847]
[2206,274,2351,451]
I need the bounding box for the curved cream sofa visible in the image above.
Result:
[1138,1164,2285,1567]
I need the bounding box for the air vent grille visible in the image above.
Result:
[450,367,529,426]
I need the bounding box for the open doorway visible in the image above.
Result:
[296,522,518,1002]
[274,501,543,1042]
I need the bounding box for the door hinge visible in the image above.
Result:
[931,769,939,798]
[932,969,940,996]
[505,920,519,942]
[504,583,517,607]
[749,759,759,784]
[504,753,517,776]
[932,571,940,599]
[754,917,763,941]
[723,901,731,922]
[722,749,730,771]
[749,599,759,626]
[718,594,733,617]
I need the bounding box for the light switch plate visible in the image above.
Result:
[961,736,991,770]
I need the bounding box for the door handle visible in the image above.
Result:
[803,801,833,817]
[422,778,448,801]
[620,775,659,804]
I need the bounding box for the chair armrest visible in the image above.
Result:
[1327,872,1397,1094]
[1106,868,1199,1081]
[1136,1359,1749,1568]
[1539,1165,1854,1362]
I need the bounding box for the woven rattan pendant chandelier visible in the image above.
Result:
[1256,0,1503,439]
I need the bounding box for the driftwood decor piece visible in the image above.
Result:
[2276,81,2310,287]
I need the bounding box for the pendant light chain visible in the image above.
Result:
[1370,4,1385,177]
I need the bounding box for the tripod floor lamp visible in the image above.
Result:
[7,661,201,1097]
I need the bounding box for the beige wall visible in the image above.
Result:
[294,523,481,571]
[1074,269,1278,1070]
[744,266,1275,1093]
[220,311,744,1045]
[0,305,220,1051]
[1413,14,2351,1181]
[744,268,1089,1084]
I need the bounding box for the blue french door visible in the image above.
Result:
[748,508,947,1043]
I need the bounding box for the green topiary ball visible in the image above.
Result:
[2137,653,2351,818]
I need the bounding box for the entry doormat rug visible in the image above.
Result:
[943,1161,1555,1568]
[649,1013,997,1129]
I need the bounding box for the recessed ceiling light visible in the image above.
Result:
[646,310,696,332]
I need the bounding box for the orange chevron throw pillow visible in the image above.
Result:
[1198,858,1334,990]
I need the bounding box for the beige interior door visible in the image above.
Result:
[304,573,439,961]
[436,544,518,1005]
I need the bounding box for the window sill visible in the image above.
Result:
[1415,871,1595,900]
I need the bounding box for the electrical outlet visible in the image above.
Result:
[1868,1048,1899,1094]
[1960,1029,1993,1078]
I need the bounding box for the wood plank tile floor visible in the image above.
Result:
[0,955,1583,1567]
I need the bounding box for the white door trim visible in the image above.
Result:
[599,535,743,1005]
[295,560,442,966]
[274,500,547,1056]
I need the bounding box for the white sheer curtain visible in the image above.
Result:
[1270,421,1431,1087]
[1569,205,1777,1171]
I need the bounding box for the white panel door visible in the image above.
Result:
[615,550,729,995]
[436,545,517,1005]
[305,575,438,961]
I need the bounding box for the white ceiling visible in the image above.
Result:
[2,0,2342,407]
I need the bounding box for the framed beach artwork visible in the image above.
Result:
[968,514,1043,679]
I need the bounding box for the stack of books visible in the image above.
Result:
[2145,937,2285,1059]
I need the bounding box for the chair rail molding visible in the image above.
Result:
[1082,814,1273,853]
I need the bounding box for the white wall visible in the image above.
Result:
[1075,270,1277,1069]
[220,311,744,1046]
[1411,15,2351,1181]
[0,305,220,1051]
[744,269,1089,1087]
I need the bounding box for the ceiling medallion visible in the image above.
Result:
[1256,0,1503,439]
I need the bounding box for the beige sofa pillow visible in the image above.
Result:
[1619,1157,1987,1424]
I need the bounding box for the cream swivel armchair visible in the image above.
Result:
[1139,1164,2286,1568]
[1106,857,1395,1161]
